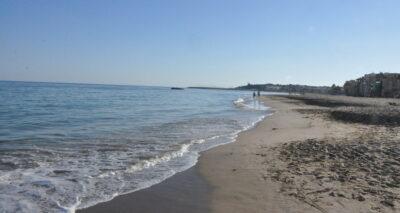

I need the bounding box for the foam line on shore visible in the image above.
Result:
[75,99,271,212]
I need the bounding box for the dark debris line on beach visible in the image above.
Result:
[287,95,400,126]
[330,107,400,126]
[257,95,400,212]
[285,95,368,108]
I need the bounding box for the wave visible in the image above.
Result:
[75,119,270,212]
[127,143,192,173]
[72,98,271,212]
[233,98,245,105]
[0,92,271,213]
[233,97,269,111]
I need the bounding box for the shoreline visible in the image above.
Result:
[197,95,333,212]
[78,95,343,212]
[79,95,400,212]
[77,166,211,213]
[77,97,270,213]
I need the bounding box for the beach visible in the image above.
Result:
[80,94,400,213]
[77,167,211,213]
[0,83,268,212]
[4,1,399,212]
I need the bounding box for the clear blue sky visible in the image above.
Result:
[1,0,399,87]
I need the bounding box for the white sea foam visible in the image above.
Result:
[74,97,271,212]
[233,97,269,111]
[0,83,272,213]
[75,106,271,212]
[127,143,192,173]
[233,98,245,105]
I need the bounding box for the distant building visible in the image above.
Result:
[235,83,333,94]
[344,73,400,98]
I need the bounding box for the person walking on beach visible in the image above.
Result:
[253,91,256,98]
[257,90,260,97]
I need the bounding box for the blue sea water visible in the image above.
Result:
[0,81,270,212]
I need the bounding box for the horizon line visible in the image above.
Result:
[0,79,336,88]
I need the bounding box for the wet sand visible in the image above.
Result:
[79,95,400,213]
[199,95,400,212]
[78,166,211,213]
[198,95,343,213]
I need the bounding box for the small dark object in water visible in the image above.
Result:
[171,87,184,90]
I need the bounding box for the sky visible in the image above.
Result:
[1,0,400,87]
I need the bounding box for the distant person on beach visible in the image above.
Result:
[257,90,260,96]
[253,91,256,98]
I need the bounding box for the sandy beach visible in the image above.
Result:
[5,2,400,212]
[80,94,400,213]
[78,167,211,213]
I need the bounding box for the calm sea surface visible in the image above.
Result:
[0,81,270,212]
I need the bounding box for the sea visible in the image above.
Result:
[0,81,271,213]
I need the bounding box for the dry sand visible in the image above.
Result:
[80,94,400,213]
[199,95,400,213]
